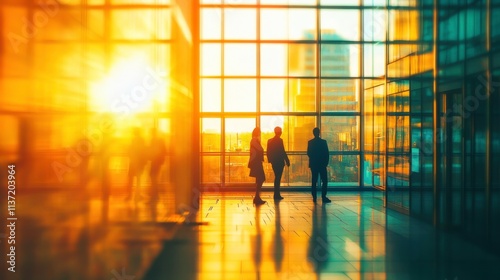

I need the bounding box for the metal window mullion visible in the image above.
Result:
[384,0,390,208]
[316,3,321,130]
[359,4,364,188]
[432,0,440,227]
[485,0,492,240]
[221,6,226,188]
[257,3,261,127]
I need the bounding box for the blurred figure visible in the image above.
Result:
[148,128,166,202]
[248,127,266,206]
[266,126,290,200]
[126,127,147,200]
[307,127,331,203]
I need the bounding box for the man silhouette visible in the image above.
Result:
[307,127,331,203]
[267,126,290,200]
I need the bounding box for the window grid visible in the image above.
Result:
[200,3,383,187]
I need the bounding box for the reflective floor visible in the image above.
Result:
[3,191,500,280]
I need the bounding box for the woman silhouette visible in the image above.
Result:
[248,127,266,205]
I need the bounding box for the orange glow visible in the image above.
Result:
[90,57,168,116]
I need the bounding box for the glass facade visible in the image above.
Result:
[200,0,386,188]
[199,0,500,251]
[386,0,500,250]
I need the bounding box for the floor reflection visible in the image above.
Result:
[4,192,500,279]
[308,204,329,276]
[252,206,263,280]
[271,201,284,274]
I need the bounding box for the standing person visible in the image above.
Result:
[307,127,331,203]
[248,127,266,206]
[266,126,290,200]
[148,128,166,202]
[126,127,147,200]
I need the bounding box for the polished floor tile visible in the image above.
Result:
[145,192,500,280]
[2,191,500,280]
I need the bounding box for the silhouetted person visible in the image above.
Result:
[307,127,331,203]
[267,126,290,200]
[148,128,166,202]
[248,127,266,205]
[126,127,147,200]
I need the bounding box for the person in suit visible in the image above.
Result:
[266,126,290,200]
[248,127,266,206]
[307,127,331,203]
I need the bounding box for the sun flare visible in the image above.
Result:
[90,57,167,117]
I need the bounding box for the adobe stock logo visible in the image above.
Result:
[8,0,60,53]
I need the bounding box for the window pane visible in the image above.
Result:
[364,87,374,152]
[321,116,360,151]
[374,155,385,187]
[320,44,360,77]
[261,116,286,142]
[363,9,386,41]
[289,44,316,76]
[201,8,221,40]
[321,79,359,112]
[201,44,221,76]
[225,155,253,183]
[287,154,311,186]
[320,10,359,41]
[261,44,288,76]
[329,155,359,185]
[260,9,288,40]
[224,44,257,76]
[224,79,256,112]
[225,118,255,152]
[202,118,221,152]
[224,9,256,40]
[201,79,221,112]
[289,78,316,112]
[202,156,221,183]
[37,10,82,41]
[289,116,317,151]
[289,9,317,40]
[111,9,170,40]
[363,43,386,77]
[261,79,287,112]
[387,116,410,152]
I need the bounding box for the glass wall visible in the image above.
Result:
[200,0,386,189]
[387,0,500,251]
[0,0,198,213]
